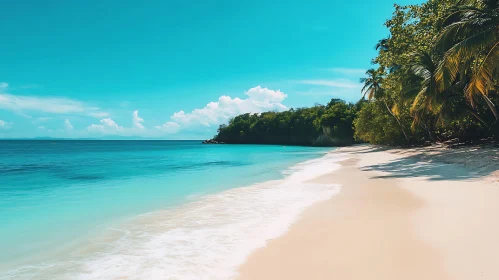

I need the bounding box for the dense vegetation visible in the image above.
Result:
[355,0,499,145]
[215,0,499,146]
[214,99,360,146]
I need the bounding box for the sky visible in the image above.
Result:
[0,0,421,139]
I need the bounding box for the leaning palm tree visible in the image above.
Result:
[360,69,384,100]
[400,52,442,139]
[408,52,493,132]
[361,68,410,141]
[436,0,499,119]
[407,53,441,114]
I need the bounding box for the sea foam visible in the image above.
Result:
[4,153,346,280]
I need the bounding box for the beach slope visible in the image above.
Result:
[237,145,499,280]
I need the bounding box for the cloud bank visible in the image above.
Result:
[85,86,288,138]
[161,86,287,129]
[87,118,124,134]
[2,83,288,138]
[0,82,108,118]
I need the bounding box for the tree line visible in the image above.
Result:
[214,99,360,146]
[215,0,499,146]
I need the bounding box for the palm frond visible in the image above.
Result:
[466,41,499,98]
[436,26,497,90]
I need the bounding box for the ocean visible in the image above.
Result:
[0,140,343,279]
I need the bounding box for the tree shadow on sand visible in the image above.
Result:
[361,156,482,181]
[343,145,391,154]
[361,144,499,181]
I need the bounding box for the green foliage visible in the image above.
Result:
[214,99,359,146]
[354,102,407,145]
[355,0,499,146]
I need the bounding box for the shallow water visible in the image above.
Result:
[0,140,342,279]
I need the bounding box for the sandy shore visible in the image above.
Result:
[236,145,499,280]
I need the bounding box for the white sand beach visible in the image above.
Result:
[237,144,499,280]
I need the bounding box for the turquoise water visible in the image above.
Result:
[0,140,334,278]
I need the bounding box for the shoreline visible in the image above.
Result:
[236,145,499,280]
[0,147,340,280]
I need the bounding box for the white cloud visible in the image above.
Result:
[155,122,180,134]
[0,120,11,129]
[85,113,176,137]
[299,79,361,89]
[87,111,157,136]
[0,82,108,118]
[89,111,109,118]
[245,86,287,103]
[87,118,123,134]
[0,93,84,114]
[149,86,287,136]
[36,117,52,122]
[64,119,73,131]
[1,83,289,138]
[132,110,144,129]
[0,82,8,90]
[168,86,287,128]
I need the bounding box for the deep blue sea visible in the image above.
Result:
[0,140,341,279]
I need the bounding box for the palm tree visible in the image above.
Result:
[360,69,384,100]
[399,53,441,140]
[361,68,410,141]
[406,52,494,132]
[436,0,499,120]
[375,37,390,53]
[406,53,442,115]
[403,52,493,137]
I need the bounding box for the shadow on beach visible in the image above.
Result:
[360,144,499,182]
[341,145,391,154]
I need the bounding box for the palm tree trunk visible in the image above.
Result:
[420,121,436,142]
[481,94,499,121]
[383,100,410,141]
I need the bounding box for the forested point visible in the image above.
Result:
[214,99,361,146]
[213,0,499,146]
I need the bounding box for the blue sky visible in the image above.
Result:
[0,0,421,139]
